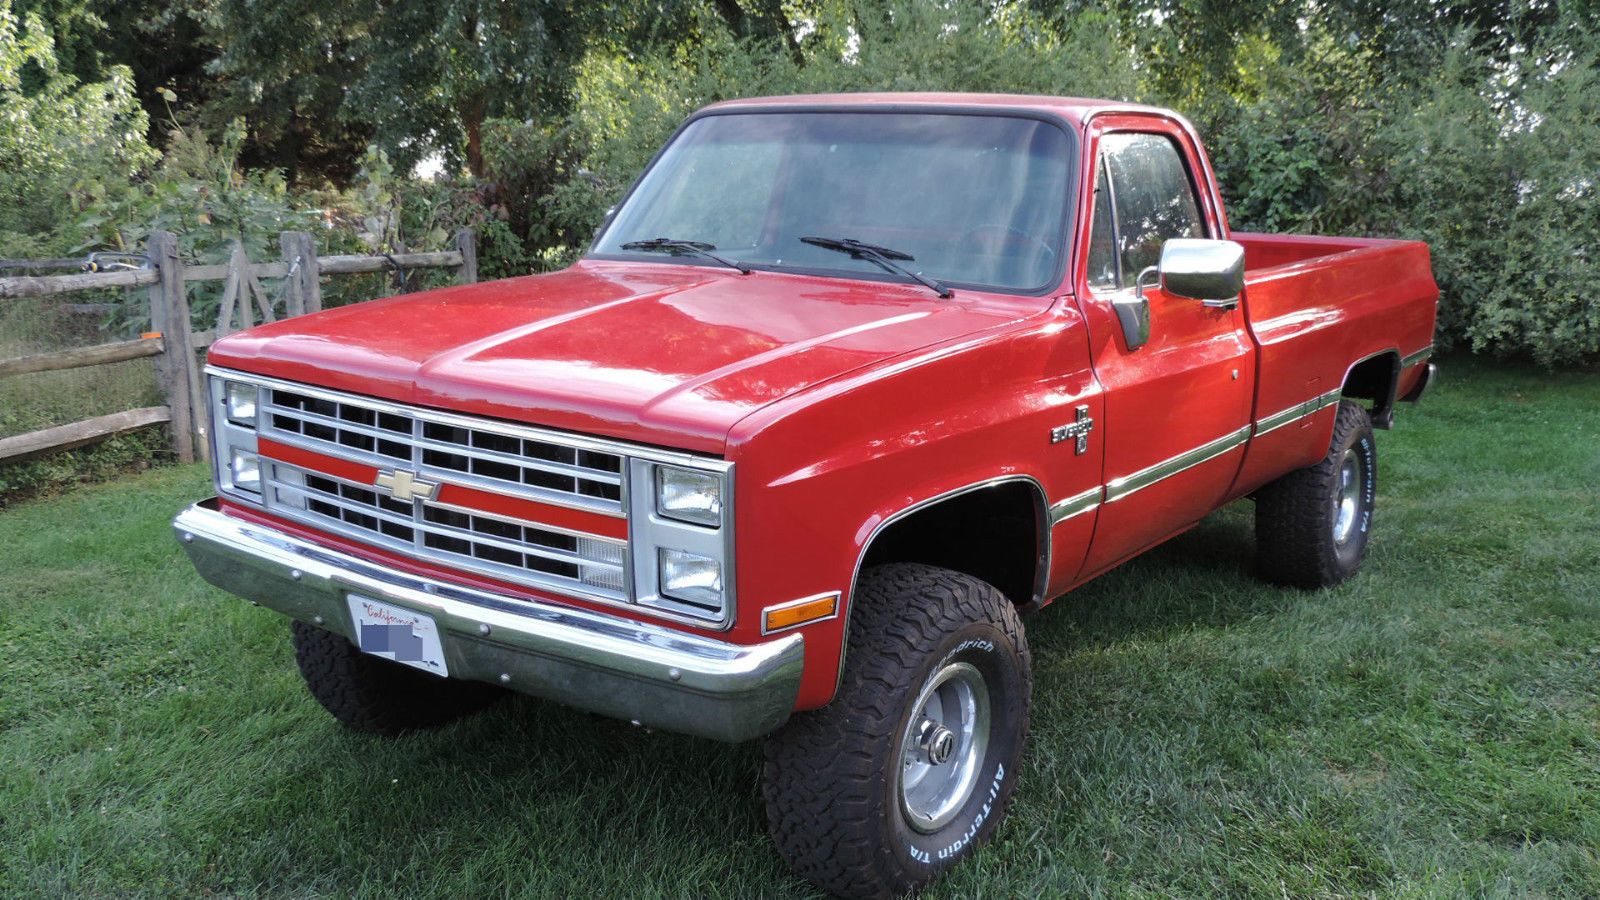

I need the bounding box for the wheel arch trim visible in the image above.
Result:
[837,474,1050,692]
[1339,347,1402,429]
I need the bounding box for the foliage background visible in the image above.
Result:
[2,0,1598,365]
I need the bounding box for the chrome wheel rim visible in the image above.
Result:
[898,661,990,834]
[1332,449,1362,546]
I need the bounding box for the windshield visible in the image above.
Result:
[592,111,1073,293]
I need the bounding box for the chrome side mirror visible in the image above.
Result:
[1111,238,1246,353]
[1112,271,1156,351]
[1154,238,1245,308]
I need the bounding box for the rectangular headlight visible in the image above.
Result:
[658,547,722,608]
[656,466,722,527]
[230,448,262,493]
[225,381,258,427]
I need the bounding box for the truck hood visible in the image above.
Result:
[207,260,1044,453]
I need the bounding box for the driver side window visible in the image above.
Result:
[1085,132,1207,290]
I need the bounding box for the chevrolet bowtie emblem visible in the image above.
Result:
[375,469,438,502]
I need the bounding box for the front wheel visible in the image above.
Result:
[291,621,500,735]
[762,563,1031,898]
[1256,400,1378,587]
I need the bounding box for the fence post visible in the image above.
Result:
[280,231,322,314]
[455,228,478,284]
[146,230,202,463]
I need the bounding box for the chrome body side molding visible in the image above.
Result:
[1048,486,1103,525]
[1400,344,1434,369]
[1104,424,1253,503]
[1253,388,1345,437]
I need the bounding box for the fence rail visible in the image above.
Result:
[0,406,173,465]
[0,228,477,467]
[0,335,165,380]
[0,267,160,299]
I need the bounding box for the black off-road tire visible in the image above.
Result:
[290,620,500,735]
[762,563,1032,898]
[1256,400,1378,587]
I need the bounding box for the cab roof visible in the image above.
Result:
[701,92,1172,130]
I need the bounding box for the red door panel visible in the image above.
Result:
[1070,115,1255,577]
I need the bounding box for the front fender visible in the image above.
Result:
[727,307,1098,709]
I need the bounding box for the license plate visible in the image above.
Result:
[346,595,449,677]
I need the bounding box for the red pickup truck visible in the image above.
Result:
[175,93,1437,896]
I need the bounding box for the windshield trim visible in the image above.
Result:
[586,104,1081,298]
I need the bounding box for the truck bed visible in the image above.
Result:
[1228,231,1438,497]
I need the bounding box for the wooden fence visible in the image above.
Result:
[0,228,477,466]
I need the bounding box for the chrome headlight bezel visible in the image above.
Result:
[627,458,735,626]
[209,374,264,503]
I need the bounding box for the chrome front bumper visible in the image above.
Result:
[173,500,803,742]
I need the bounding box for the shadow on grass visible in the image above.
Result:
[1025,504,1291,656]
[229,508,1282,895]
[226,675,788,895]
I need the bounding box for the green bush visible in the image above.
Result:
[1207,26,1600,365]
[3,0,1597,366]
[544,4,1140,262]
[0,0,156,257]
[1375,37,1600,365]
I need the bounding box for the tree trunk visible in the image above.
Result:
[759,0,804,65]
[463,93,486,178]
[714,0,804,65]
[712,0,748,34]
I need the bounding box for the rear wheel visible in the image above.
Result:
[763,563,1031,898]
[290,621,500,735]
[1256,400,1377,587]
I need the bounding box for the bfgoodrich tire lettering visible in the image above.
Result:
[763,563,1031,898]
[1255,400,1378,587]
[290,620,499,735]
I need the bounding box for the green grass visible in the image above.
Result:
[3,355,1598,897]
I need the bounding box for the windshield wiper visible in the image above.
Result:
[619,237,751,274]
[799,236,952,298]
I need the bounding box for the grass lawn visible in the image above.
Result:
[3,355,1597,897]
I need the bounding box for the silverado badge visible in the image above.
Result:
[1050,405,1094,454]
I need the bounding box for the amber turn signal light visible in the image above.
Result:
[762,592,840,634]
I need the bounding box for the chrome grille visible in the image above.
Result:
[210,369,736,628]
[254,384,630,601]
[418,420,623,504]
[265,387,624,511]
[266,460,627,598]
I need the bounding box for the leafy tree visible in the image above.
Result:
[0,0,157,255]
[204,0,612,180]
[13,0,220,150]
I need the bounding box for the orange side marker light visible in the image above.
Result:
[763,592,840,634]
